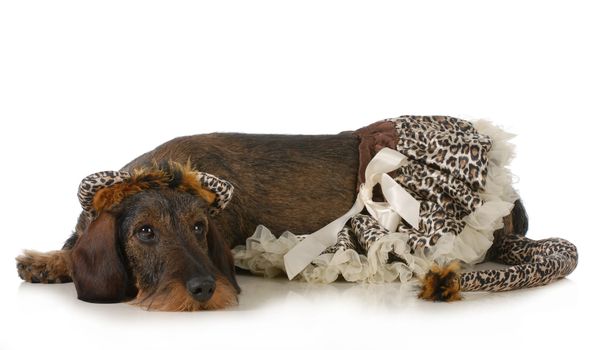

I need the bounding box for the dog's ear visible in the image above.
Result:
[70,212,137,303]
[207,221,240,293]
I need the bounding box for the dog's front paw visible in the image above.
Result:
[16,250,72,284]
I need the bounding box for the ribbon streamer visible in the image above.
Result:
[283,147,420,280]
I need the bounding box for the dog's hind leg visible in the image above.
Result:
[16,250,72,284]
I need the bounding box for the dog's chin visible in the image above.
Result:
[130,277,238,311]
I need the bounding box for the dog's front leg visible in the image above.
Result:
[16,249,72,284]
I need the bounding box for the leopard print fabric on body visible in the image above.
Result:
[351,214,391,252]
[320,214,392,255]
[322,226,362,255]
[387,116,493,253]
[320,214,406,264]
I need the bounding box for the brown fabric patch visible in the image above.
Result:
[353,120,399,188]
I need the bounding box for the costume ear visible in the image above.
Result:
[78,171,131,218]
[197,172,234,216]
[70,212,136,303]
[207,221,240,293]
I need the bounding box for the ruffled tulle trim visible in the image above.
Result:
[232,225,425,283]
[231,119,518,283]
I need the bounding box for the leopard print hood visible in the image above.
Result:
[78,161,234,220]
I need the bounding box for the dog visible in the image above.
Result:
[16,119,537,310]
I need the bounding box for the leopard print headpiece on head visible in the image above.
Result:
[77,161,234,220]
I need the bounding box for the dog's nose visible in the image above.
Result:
[186,276,216,302]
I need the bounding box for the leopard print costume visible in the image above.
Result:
[390,116,492,252]
[321,214,406,263]
[232,115,578,300]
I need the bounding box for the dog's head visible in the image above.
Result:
[70,161,239,311]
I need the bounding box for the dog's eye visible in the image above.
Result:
[194,222,206,237]
[137,225,156,243]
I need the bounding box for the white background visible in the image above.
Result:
[0,1,589,349]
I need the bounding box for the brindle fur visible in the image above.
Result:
[16,132,526,310]
[122,133,361,247]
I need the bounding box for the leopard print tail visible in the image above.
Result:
[419,234,578,301]
[459,234,578,293]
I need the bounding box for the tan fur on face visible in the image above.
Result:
[131,276,238,311]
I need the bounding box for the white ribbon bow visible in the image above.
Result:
[283,147,420,280]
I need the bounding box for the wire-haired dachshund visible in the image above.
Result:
[19,120,566,310]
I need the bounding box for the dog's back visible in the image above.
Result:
[122,132,361,247]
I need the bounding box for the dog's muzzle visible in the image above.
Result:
[186,276,216,302]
